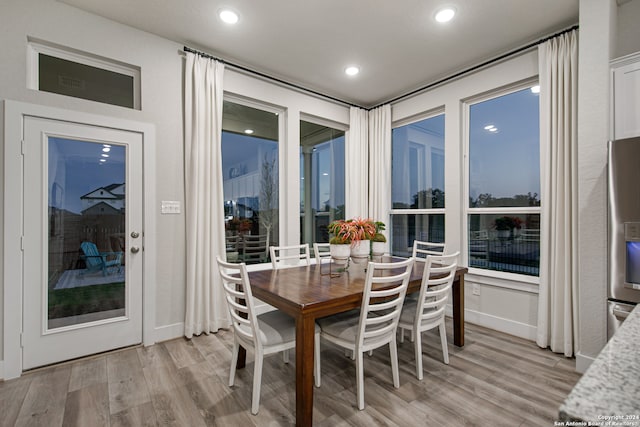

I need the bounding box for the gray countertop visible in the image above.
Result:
[559,304,640,425]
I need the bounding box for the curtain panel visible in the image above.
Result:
[183,52,231,338]
[368,104,392,245]
[536,30,579,357]
[346,106,369,218]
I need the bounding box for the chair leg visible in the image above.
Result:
[414,330,423,380]
[439,322,449,365]
[229,340,239,387]
[410,328,415,343]
[399,327,405,343]
[251,349,264,415]
[314,332,321,387]
[283,348,289,364]
[390,337,400,388]
[355,350,365,410]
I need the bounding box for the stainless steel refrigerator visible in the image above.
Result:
[607,137,640,339]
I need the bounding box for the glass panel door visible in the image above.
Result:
[22,116,143,370]
[47,137,126,329]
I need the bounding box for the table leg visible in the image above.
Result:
[452,274,465,347]
[295,315,315,427]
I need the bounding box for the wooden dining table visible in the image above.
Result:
[239,257,468,427]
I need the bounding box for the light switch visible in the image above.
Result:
[161,200,181,214]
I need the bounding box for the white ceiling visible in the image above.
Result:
[59,0,578,108]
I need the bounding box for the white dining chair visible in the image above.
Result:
[269,243,311,269]
[317,257,414,410]
[412,240,446,261]
[397,252,458,380]
[313,242,331,261]
[216,256,321,414]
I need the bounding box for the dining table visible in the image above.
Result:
[238,256,468,427]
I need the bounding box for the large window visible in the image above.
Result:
[300,120,345,245]
[390,114,445,257]
[221,100,279,264]
[467,85,540,276]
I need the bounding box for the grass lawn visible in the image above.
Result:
[48,282,125,319]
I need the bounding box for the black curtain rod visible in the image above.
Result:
[184,23,578,112]
[371,24,579,109]
[183,46,362,108]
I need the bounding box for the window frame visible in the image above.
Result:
[390,109,446,253]
[222,94,285,265]
[463,79,541,283]
[299,113,348,245]
[27,39,141,110]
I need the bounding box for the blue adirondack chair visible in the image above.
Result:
[80,241,123,276]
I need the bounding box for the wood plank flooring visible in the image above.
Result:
[0,320,581,426]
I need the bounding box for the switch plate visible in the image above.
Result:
[472,283,481,296]
[161,200,181,214]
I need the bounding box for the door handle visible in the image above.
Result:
[130,246,140,254]
[613,305,631,320]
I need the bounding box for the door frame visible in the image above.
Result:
[3,100,157,379]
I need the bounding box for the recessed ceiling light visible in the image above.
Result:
[484,124,495,130]
[435,7,456,23]
[219,9,239,24]
[102,147,111,152]
[244,129,254,134]
[345,66,360,76]
[531,85,541,94]
[100,159,107,163]
[101,153,110,158]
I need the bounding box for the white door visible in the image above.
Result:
[22,116,143,369]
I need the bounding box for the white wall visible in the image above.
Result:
[392,51,540,340]
[575,0,640,372]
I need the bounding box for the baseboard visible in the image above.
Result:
[575,352,596,373]
[0,360,4,380]
[448,306,537,341]
[154,322,185,343]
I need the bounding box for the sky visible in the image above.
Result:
[49,137,126,214]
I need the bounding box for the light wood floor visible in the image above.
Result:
[0,319,581,426]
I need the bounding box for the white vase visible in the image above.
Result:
[371,241,386,256]
[330,243,351,265]
[350,240,370,264]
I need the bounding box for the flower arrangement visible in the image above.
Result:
[328,217,376,246]
[493,216,523,231]
[371,221,386,243]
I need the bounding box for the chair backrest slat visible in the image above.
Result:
[270,244,311,269]
[313,243,331,260]
[357,257,414,351]
[217,256,261,347]
[412,240,446,261]
[413,252,459,329]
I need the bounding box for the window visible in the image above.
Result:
[28,40,141,109]
[467,85,540,276]
[300,119,345,245]
[221,100,280,264]
[390,114,445,257]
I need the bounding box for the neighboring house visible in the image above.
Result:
[80,183,125,214]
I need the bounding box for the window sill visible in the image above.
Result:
[465,267,539,294]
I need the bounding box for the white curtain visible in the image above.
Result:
[183,52,230,338]
[536,30,578,357]
[346,106,369,218]
[368,104,391,240]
